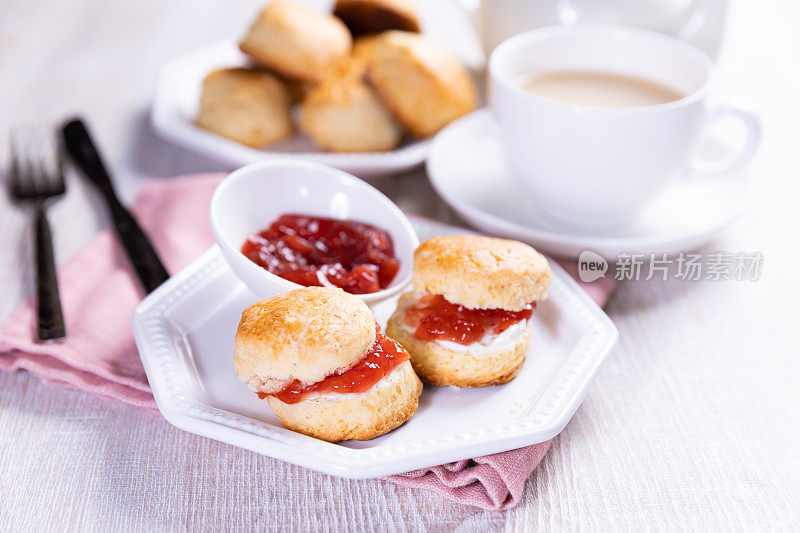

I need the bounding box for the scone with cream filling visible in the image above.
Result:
[386,236,551,387]
[235,287,423,442]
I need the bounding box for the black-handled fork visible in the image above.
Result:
[61,118,169,293]
[9,130,67,341]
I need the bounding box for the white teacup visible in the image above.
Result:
[488,24,760,230]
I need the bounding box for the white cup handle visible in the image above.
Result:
[676,0,710,42]
[690,104,760,179]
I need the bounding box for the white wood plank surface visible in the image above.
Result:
[1,0,798,530]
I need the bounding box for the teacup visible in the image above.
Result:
[488,24,760,230]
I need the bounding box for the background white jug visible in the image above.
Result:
[451,0,728,63]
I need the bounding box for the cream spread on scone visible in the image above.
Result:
[393,291,533,353]
[289,363,409,402]
[406,318,529,354]
[395,303,530,354]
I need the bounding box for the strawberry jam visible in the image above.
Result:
[261,333,409,404]
[241,214,400,294]
[403,294,535,345]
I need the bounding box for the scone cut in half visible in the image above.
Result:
[234,287,423,442]
[386,236,551,388]
[239,0,352,83]
[196,67,293,148]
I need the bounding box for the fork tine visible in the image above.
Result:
[30,131,45,193]
[53,138,65,192]
[40,130,64,194]
[9,133,20,193]
[35,132,51,192]
[23,128,38,194]
[22,129,38,196]
[9,130,28,197]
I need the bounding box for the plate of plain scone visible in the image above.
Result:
[133,217,617,478]
[151,0,478,175]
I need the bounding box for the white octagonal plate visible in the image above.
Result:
[132,217,617,478]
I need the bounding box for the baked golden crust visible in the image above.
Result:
[299,57,402,152]
[234,287,376,392]
[365,31,477,137]
[386,309,529,387]
[239,0,352,83]
[196,67,293,147]
[352,35,382,61]
[333,0,420,36]
[267,70,314,105]
[412,236,551,311]
[267,361,423,441]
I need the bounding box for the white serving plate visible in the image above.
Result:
[132,217,617,478]
[151,40,429,177]
[427,109,753,260]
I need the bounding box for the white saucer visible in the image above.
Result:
[427,109,753,259]
[132,217,616,478]
[152,41,429,177]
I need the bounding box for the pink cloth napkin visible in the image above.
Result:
[0,172,615,511]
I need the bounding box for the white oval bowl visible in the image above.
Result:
[210,160,419,305]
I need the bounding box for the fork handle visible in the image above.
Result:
[107,197,170,293]
[35,206,66,341]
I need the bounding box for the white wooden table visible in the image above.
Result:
[1,0,799,530]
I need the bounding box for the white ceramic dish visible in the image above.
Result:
[132,217,617,479]
[151,40,430,177]
[210,160,418,305]
[487,25,759,229]
[427,109,753,260]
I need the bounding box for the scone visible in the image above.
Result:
[234,287,423,442]
[196,67,292,147]
[365,31,477,137]
[386,236,551,387]
[299,56,402,152]
[271,71,315,105]
[352,34,384,59]
[239,0,352,83]
[333,0,420,36]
